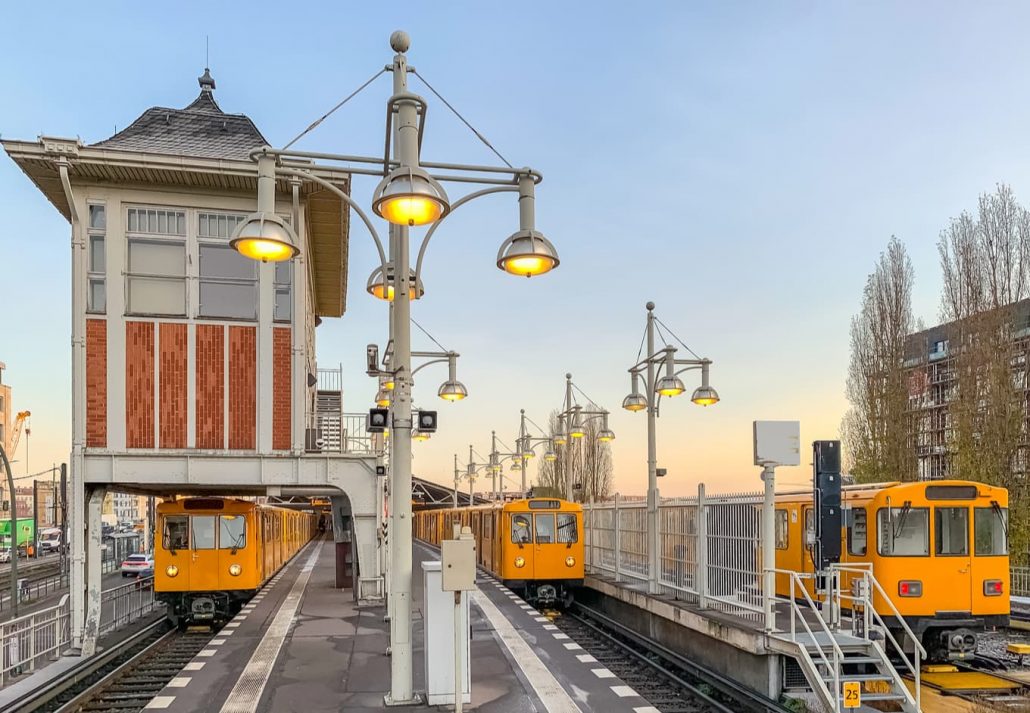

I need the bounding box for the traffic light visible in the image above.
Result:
[367,408,389,433]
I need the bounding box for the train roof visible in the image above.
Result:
[774,479,1008,503]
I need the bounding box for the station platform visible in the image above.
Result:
[145,538,658,712]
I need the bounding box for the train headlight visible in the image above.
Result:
[898,580,922,597]
[984,579,1003,596]
[565,556,576,567]
[514,556,526,569]
[165,565,179,578]
[228,564,242,577]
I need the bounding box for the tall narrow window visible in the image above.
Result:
[274,260,292,322]
[197,213,257,320]
[87,205,106,313]
[125,207,187,316]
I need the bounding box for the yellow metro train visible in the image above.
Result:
[416,498,585,606]
[774,480,1009,660]
[155,498,318,628]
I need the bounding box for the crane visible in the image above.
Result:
[9,411,30,457]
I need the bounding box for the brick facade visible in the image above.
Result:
[85,319,107,448]
[125,321,155,448]
[195,324,225,449]
[228,326,256,450]
[273,327,292,451]
[159,323,187,449]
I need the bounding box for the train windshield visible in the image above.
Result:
[556,513,578,544]
[975,506,1008,555]
[877,506,929,556]
[535,514,555,544]
[511,515,532,544]
[219,516,246,550]
[163,516,189,551]
[191,516,217,549]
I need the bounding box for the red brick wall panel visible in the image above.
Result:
[273,328,292,451]
[125,321,155,449]
[195,324,225,449]
[86,319,107,448]
[159,323,187,449]
[228,326,256,450]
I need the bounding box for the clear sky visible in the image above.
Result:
[4,1,1030,496]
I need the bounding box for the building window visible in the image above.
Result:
[197,213,258,320]
[125,207,187,316]
[274,260,292,322]
[87,205,106,313]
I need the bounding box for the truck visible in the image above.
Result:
[37,527,65,554]
[0,519,36,554]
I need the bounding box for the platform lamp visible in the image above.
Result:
[554,374,615,501]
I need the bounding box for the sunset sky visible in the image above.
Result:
[4,2,1030,496]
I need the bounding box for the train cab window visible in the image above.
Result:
[847,508,867,556]
[935,507,969,556]
[975,506,1008,555]
[774,510,789,550]
[535,514,556,544]
[220,515,246,550]
[557,513,578,544]
[877,506,929,556]
[163,516,189,551]
[511,514,532,544]
[191,515,217,549]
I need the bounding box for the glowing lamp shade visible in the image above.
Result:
[655,375,686,397]
[372,166,450,227]
[691,385,720,406]
[569,425,586,439]
[413,430,431,442]
[622,392,647,412]
[553,433,567,446]
[497,230,560,277]
[383,379,396,391]
[438,380,468,402]
[544,451,557,462]
[597,429,616,443]
[375,391,391,408]
[230,212,299,263]
[522,450,535,459]
[366,265,424,302]
[511,461,523,471]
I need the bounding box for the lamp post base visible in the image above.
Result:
[384,693,424,707]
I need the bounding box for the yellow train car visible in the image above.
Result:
[415,498,584,606]
[155,497,317,627]
[774,480,1009,660]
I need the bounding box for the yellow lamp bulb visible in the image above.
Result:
[234,238,295,263]
[441,392,466,402]
[379,195,444,227]
[501,254,555,277]
[658,387,684,397]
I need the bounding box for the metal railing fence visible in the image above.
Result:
[100,576,155,636]
[1012,566,1030,598]
[0,596,70,686]
[584,485,764,624]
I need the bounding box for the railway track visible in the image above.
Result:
[7,618,214,713]
[553,603,793,713]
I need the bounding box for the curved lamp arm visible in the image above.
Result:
[414,185,519,282]
[276,165,389,281]
[411,358,448,378]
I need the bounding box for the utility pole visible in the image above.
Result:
[1,444,19,617]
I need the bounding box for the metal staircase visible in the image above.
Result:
[768,565,925,713]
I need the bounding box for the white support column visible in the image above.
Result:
[104,194,127,451]
[613,493,622,583]
[762,464,777,632]
[256,156,277,455]
[291,182,307,453]
[697,482,708,608]
[81,486,104,656]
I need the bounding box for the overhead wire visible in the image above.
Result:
[281,67,388,151]
[654,317,703,360]
[410,318,450,353]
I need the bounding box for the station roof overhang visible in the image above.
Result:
[2,137,352,318]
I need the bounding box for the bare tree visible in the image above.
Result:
[536,410,613,501]
[842,237,917,482]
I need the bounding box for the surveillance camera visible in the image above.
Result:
[366,344,380,376]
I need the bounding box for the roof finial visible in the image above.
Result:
[199,67,216,93]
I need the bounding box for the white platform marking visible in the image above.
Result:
[210,639,225,645]
[145,697,175,709]
[218,542,321,713]
[198,649,217,657]
[634,706,661,712]
[552,633,569,640]
[470,589,581,712]
[167,676,192,688]
[535,617,550,622]
[576,654,597,663]
[611,685,637,697]
[542,624,558,630]
[592,668,615,679]
[183,662,206,671]
[563,642,582,650]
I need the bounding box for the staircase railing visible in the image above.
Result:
[768,568,843,712]
[831,563,924,712]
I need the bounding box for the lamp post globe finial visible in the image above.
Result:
[390,31,411,53]
[646,301,655,311]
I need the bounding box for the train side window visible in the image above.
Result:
[774,510,789,549]
[935,507,969,556]
[975,507,1008,555]
[220,515,246,550]
[877,506,929,556]
[191,515,217,549]
[535,514,556,544]
[557,513,578,544]
[511,514,532,544]
[163,515,189,550]
[847,508,867,556]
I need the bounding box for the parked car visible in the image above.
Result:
[121,553,154,577]
[0,549,9,563]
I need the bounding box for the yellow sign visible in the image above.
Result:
[842,681,861,708]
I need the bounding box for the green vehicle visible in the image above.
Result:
[0,519,36,552]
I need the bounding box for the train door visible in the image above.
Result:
[933,505,973,613]
[533,512,557,579]
[189,514,220,591]
[483,513,493,571]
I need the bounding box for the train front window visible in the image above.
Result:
[220,515,246,551]
[877,506,929,556]
[975,506,1008,555]
[535,514,556,544]
[191,515,216,549]
[557,513,578,544]
[511,514,532,544]
[935,507,969,556]
[163,516,189,551]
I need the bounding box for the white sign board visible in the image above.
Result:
[753,421,801,466]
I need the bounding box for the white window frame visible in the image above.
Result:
[87,204,106,314]
[124,206,188,317]
[196,211,258,321]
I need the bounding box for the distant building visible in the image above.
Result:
[904,298,1030,480]
[0,362,10,456]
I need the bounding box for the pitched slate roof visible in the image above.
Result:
[90,69,268,160]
